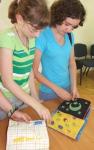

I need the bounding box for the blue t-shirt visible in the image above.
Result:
[36,26,74,94]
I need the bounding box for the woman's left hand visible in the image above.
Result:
[71,87,80,100]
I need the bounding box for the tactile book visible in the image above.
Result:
[6,120,49,150]
[58,98,90,119]
[48,98,91,140]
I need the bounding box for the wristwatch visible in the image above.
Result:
[7,106,16,118]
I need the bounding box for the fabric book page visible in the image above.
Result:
[48,111,85,139]
[6,120,49,150]
[58,98,91,119]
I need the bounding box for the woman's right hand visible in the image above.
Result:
[11,110,31,122]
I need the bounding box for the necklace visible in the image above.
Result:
[15,25,29,49]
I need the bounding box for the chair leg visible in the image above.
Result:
[83,67,87,76]
[86,67,90,76]
[80,68,82,85]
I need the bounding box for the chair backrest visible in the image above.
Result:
[74,43,87,58]
[90,44,94,58]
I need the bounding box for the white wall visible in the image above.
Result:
[74,0,94,48]
[0,0,12,31]
[0,0,94,50]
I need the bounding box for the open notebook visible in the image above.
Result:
[48,98,91,140]
[6,120,49,150]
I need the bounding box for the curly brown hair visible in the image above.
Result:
[50,0,86,27]
[8,0,49,29]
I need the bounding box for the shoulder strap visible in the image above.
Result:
[68,33,72,45]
